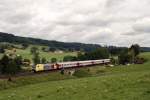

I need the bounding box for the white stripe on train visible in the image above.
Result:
[33,59,111,72]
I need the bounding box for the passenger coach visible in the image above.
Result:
[33,59,110,72]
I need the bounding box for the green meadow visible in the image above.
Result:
[15,48,77,61]
[2,45,77,61]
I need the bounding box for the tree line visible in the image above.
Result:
[0,32,101,52]
[62,44,144,65]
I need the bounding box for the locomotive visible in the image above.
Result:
[33,59,110,72]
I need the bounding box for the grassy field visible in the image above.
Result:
[0,52,150,100]
[2,44,77,62]
[15,48,77,61]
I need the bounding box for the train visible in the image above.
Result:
[32,59,111,72]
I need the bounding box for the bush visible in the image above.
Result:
[134,57,146,64]
[32,54,40,65]
[63,55,77,62]
[41,57,47,64]
[21,43,29,49]
[30,47,39,55]
[51,58,57,63]
[30,47,40,65]
[41,47,49,52]
[49,47,56,52]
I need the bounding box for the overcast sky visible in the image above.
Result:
[0,0,150,46]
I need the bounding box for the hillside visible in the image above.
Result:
[0,32,100,52]
[0,52,150,100]
[141,47,150,52]
[1,32,150,52]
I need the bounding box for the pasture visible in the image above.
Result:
[15,48,77,61]
[3,44,77,61]
[0,52,150,100]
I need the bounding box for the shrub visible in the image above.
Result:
[63,55,77,62]
[41,57,47,64]
[51,58,57,63]
[21,43,29,49]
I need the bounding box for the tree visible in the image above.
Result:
[108,46,128,56]
[41,57,47,64]
[0,55,22,81]
[85,48,109,60]
[32,53,40,65]
[129,44,140,63]
[77,48,110,61]
[5,60,18,74]
[118,49,131,65]
[14,55,22,71]
[130,44,140,56]
[30,47,40,65]
[30,47,39,55]
[0,55,9,73]
[51,58,57,63]
[49,47,56,52]
[41,47,45,51]
[63,55,77,62]
[22,43,29,49]
[92,47,109,59]
[77,52,86,60]
[14,55,22,65]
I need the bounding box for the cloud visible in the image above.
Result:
[0,0,150,46]
[133,18,150,33]
[122,31,140,36]
[105,0,126,8]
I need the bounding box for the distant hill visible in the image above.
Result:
[140,47,150,52]
[0,32,101,52]
[1,32,150,52]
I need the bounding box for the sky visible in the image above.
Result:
[0,0,150,47]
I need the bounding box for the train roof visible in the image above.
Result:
[57,59,110,65]
[36,59,110,65]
